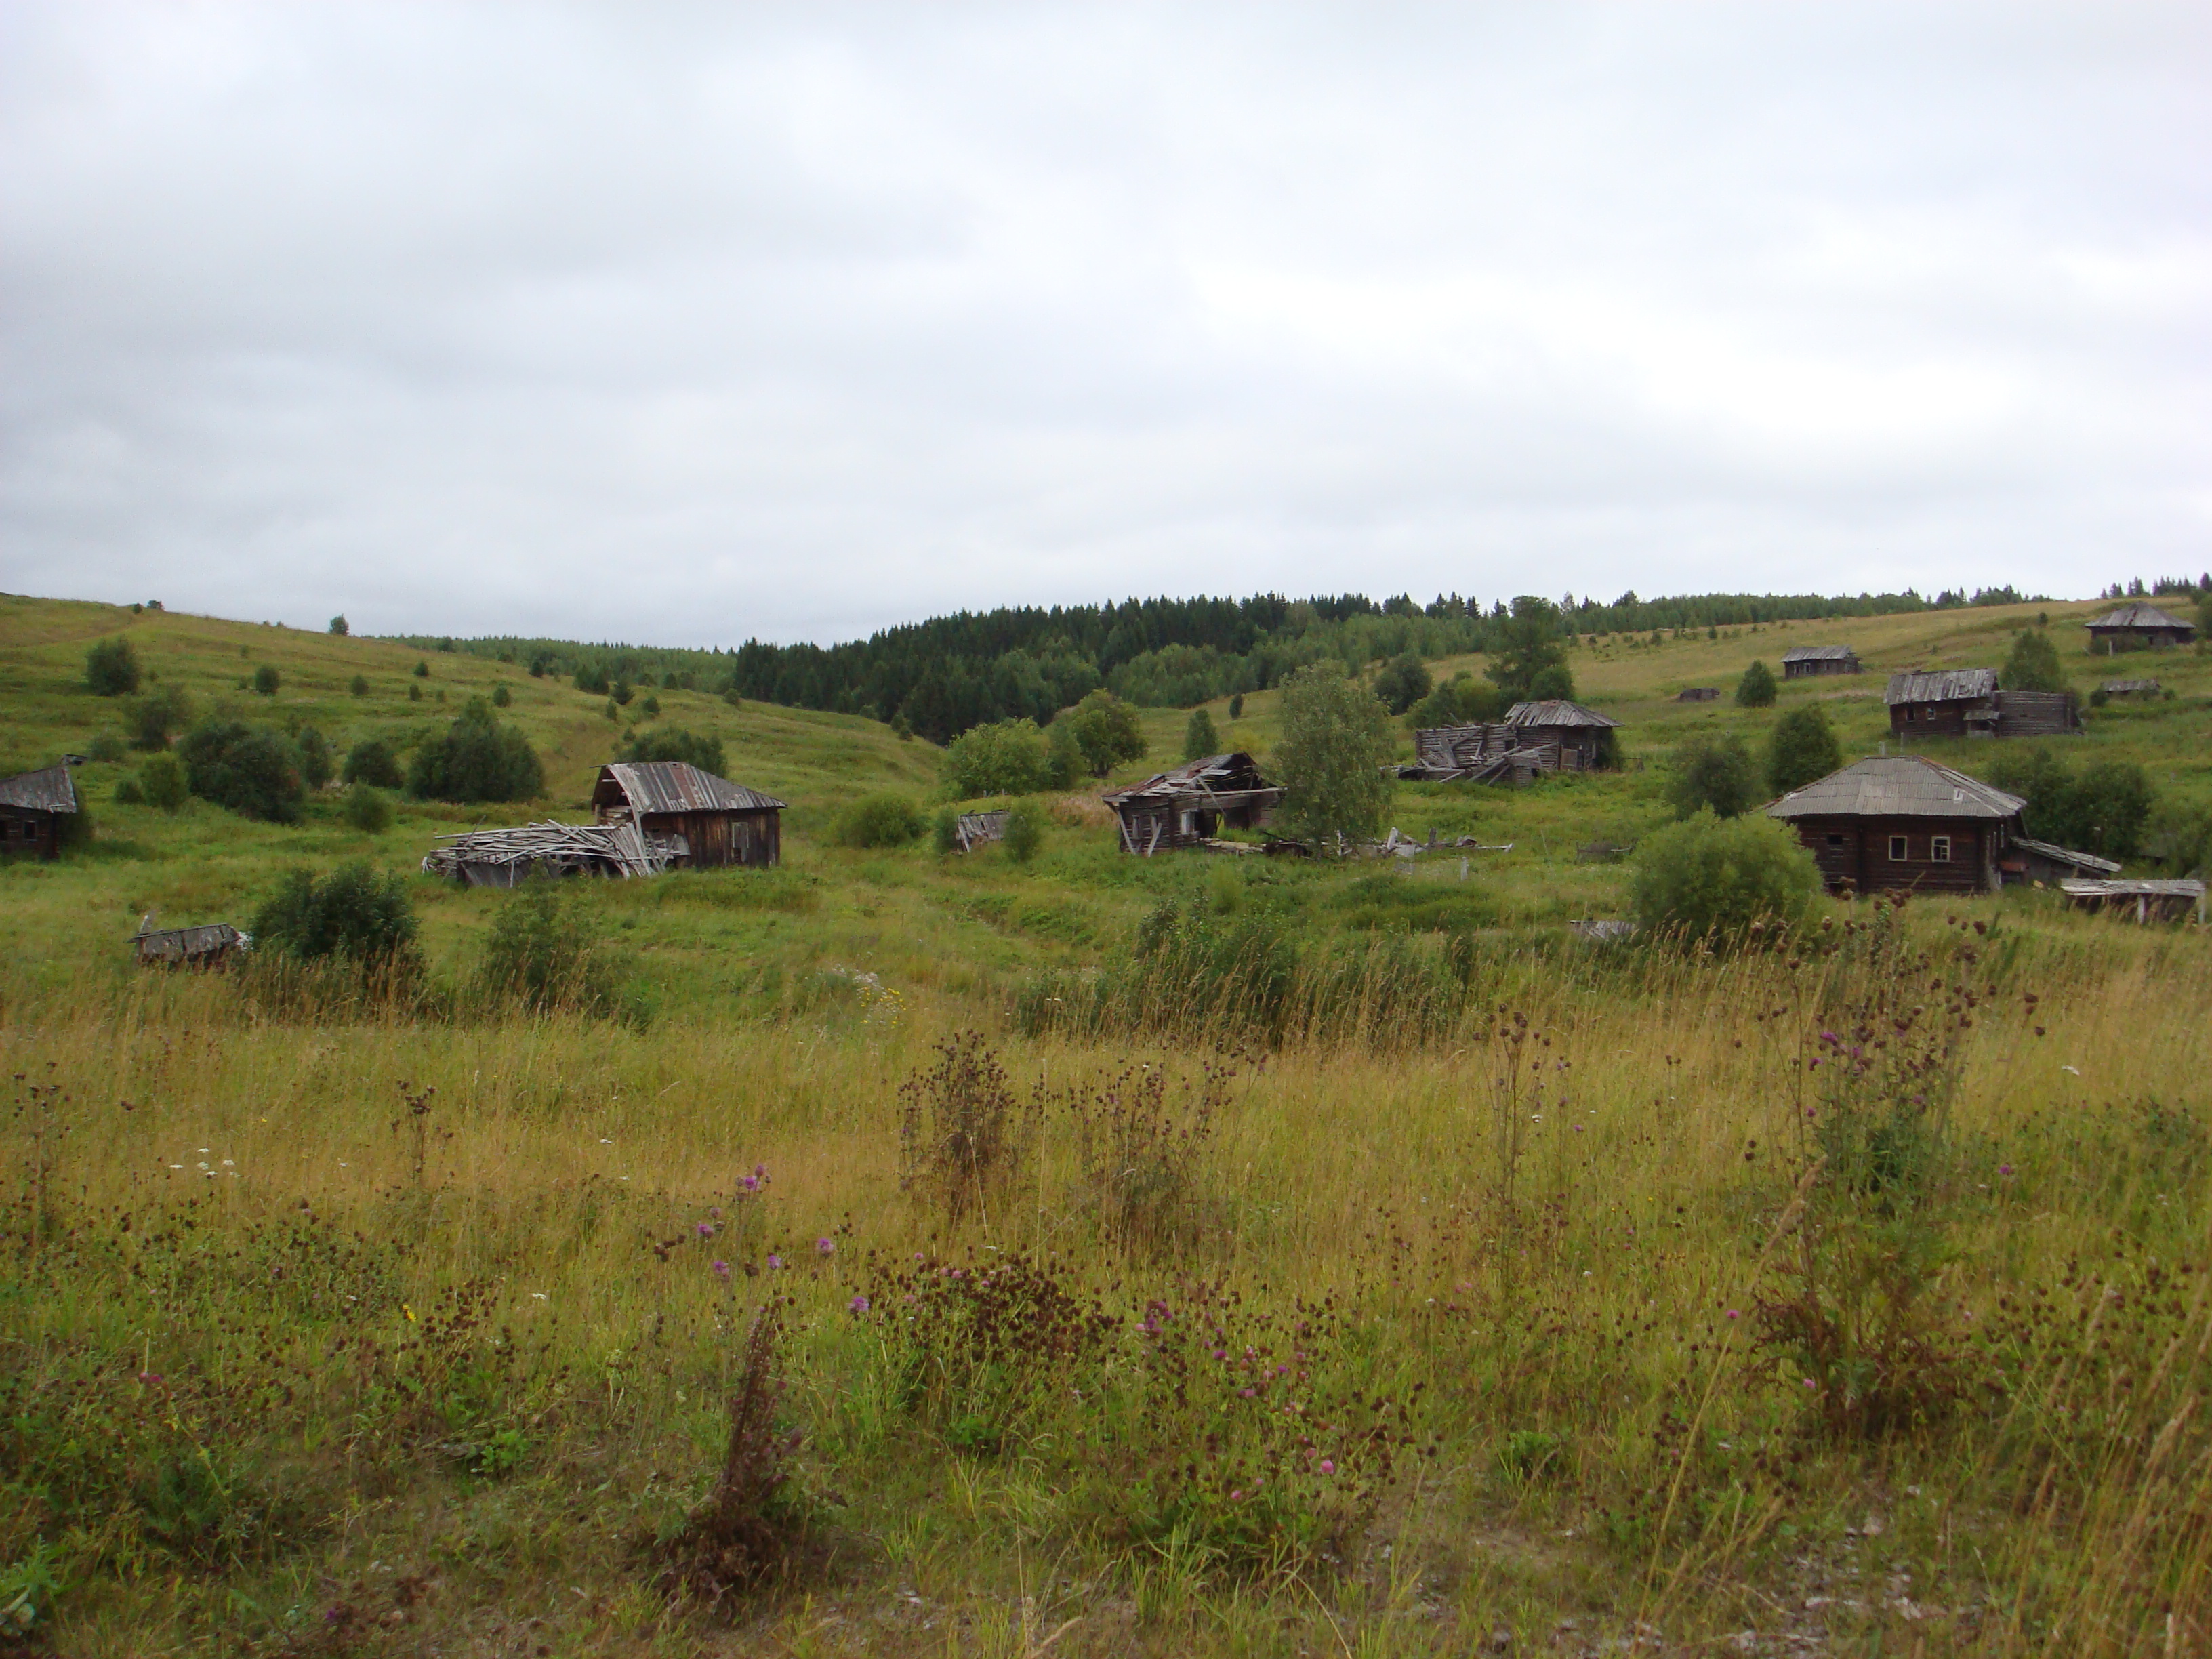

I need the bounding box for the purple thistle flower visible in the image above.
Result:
[711,1260,731,1280]
[848,1294,871,1315]
[1317,1459,1335,1475]
[1999,1163,2015,1177]
[708,1206,723,1220]
[765,1254,784,1270]
[815,1237,834,1256]
[696,1222,716,1238]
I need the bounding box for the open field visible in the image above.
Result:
[4,593,2211,1655]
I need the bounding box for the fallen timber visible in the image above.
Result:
[421,819,681,885]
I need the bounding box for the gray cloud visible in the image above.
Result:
[3,2,2207,642]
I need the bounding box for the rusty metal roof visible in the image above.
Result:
[0,764,79,814]
[1103,752,1277,804]
[1885,668,1995,705]
[2085,603,2194,632]
[1503,700,1622,729]
[594,762,785,815]
[1767,755,2024,822]
[1781,644,1857,662]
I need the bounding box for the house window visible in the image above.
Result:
[1902,706,1916,722]
[1889,834,1908,861]
[1825,834,1845,847]
[1931,836,1951,863]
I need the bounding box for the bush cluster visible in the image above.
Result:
[1629,809,1819,943]
[835,792,925,848]
[409,699,544,804]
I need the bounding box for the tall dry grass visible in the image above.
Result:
[3,915,2209,1652]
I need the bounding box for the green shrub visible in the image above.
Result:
[1372,651,1432,716]
[251,663,281,696]
[1273,662,1395,851]
[475,878,622,1015]
[179,722,306,823]
[129,687,191,750]
[350,674,369,697]
[1407,674,1509,729]
[113,775,145,805]
[1182,706,1219,762]
[640,695,659,717]
[412,660,430,678]
[1229,693,1244,720]
[836,792,926,848]
[87,731,125,763]
[491,684,512,708]
[1736,659,1777,708]
[1767,704,1842,795]
[1986,750,2156,861]
[252,862,419,969]
[2001,628,2068,693]
[930,806,961,854]
[294,726,333,790]
[2144,800,2212,877]
[328,615,348,636]
[341,783,394,835]
[611,680,634,707]
[139,752,189,813]
[409,699,544,804]
[943,719,1050,798]
[1060,689,1147,777]
[1668,733,1761,819]
[1630,810,1818,943]
[342,739,405,790]
[409,682,423,702]
[1528,661,1576,701]
[1001,802,1044,863]
[85,636,140,696]
[617,726,726,775]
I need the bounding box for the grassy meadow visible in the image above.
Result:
[3,592,2211,1656]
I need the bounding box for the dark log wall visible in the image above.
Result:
[640,808,781,869]
[1783,658,1858,678]
[1889,701,1984,738]
[1787,815,1999,896]
[0,807,60,861]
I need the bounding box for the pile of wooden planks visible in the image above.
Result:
[420,819,680,885]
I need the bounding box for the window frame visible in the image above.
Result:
[1931,835,1952,863]
[1889,834,1909,861]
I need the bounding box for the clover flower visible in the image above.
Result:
[815,1237,834,1256]
[765,1254,784,1270]
[848,1294,871,1315]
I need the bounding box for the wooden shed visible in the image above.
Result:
[133,922,251,968]
[0,762,79,861]
[1765,754,2025,896]
[592,762,785,869]
[1886,669,1997,739]
[2062,879,2205,924]
[1103,752,1281,855]
[1675,687,1722,703]
[1501,700,1622,771]
[1782,644,1861,679]
[2100,678,2162,699]
[2084,602,2196,653]
[2003,838,2120,888]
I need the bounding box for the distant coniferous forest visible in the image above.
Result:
[394,578,2211,747]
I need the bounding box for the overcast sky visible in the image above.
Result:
[3,4,2207,647]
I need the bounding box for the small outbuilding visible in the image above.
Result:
[1501,700,1622,771]
[1104,752,1281,855]
[0,762,80,861]
[1782,644,1861,678]
[592,761,785,869]
[2062,879,2205,924]
[2003,838,2121,887]
[2084,602,2196,653]
[1675,687,1722,703]
[133,921,252,968]
[951,810,1009,852]
[1766,754,2025,896]
[1885,669,1998,739]
[2100,678,2162,699]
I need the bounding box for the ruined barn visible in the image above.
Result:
[133,921,251,968]
[1781,644,1861,679]
[2084,602,2196,653]
[1765,754,2026,896]
[423,819,676,885]
[1103,752,1281,855]
[1885,669,1998,739]
[2062,880,2205,924]
[0,762,79,861]
[1401,724,1553,785]
[1502,701,1622,771]
[592,761,785,869]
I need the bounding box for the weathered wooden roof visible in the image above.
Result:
[1103,752,1277,805]
[1503,699,1622,729]
[0,763,79,814]
[2062,878,2205,900]
[593,762,785,815]
[133,922,249,961]
[2012,837,2121,876]
[2100,679,2161,695]
[1766,755,2024,822]
[1884,668,1995,705]
[1781,644,1857,663]
[424,818,675,880]
[2085,603,2194,632]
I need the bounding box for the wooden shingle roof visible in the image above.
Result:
[593,762,785,815]
[1766,755,2024,822]
[1885,668,1995,705]
[0,764,79,814]
[1503,699,1621,729]
[2085,602,2193,632]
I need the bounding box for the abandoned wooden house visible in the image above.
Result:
[1502,701,1622,771]
[592,761,785,869]
[950,810,1009,853]
[2100,678,2162,699]
[1781,644,1861,678]
[1885,669,1998,737]
[132,921,251,968]
[1103,752,1282,855]
[2084,602,2196,653]
[1765,754,2026,896]
[0,762,79,861]
[2003,838,2121,887]
[2061,878,2205,924]
[423,819,676,885]
[1675,687,1721,703]
[1401,724,1553,785]
[1993,689,2083,736]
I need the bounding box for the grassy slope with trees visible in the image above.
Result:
[3,588,2211,1656]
